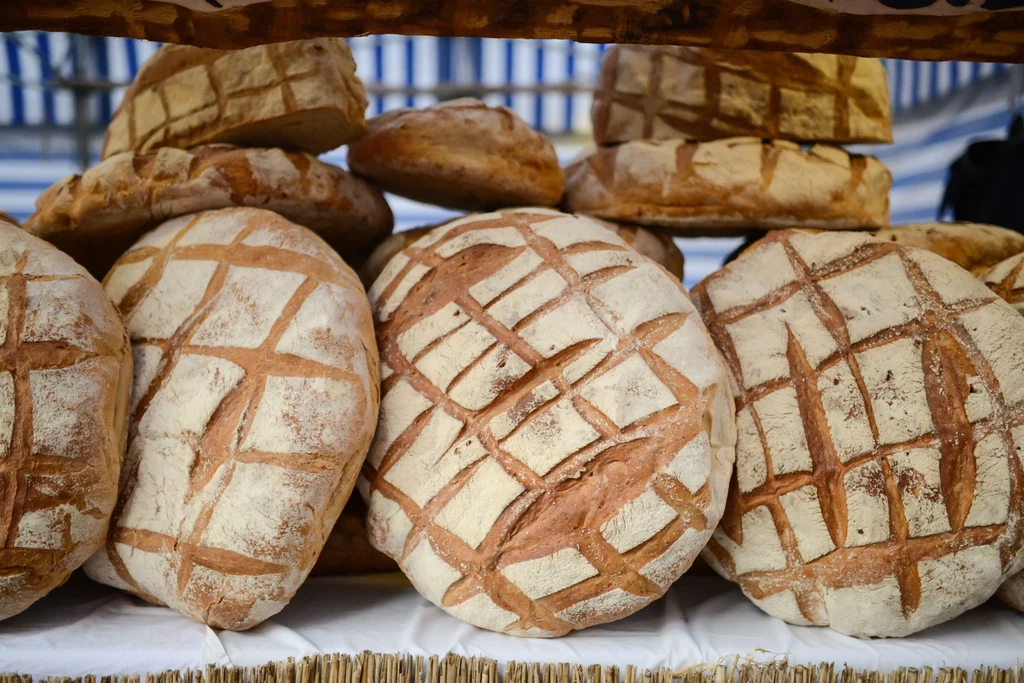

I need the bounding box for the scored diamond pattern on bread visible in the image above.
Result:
[592,45,892,145]
[361,208,735,637]
[0,224,131,621]
[87,208,378,630]
[691,230,1024,637]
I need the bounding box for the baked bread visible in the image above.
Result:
[564,139,891,233]
[997,573,1024,611]
[0,220,132,622]
[691,229,1024,638]
[873,223,1024,276]
[86,208,379,630]
[360,220,684,287]
[592,46,892,145]
[0,211,18,226]
[980,253,1024,316]
[361,208,735,636]
[347,99,564,211]
[25,145,393,279]
[102,39,366,159]
[311,498,399,576]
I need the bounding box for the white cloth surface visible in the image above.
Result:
[2,574,1023,677]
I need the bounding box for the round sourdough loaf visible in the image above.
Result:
[25,145,393,279]
[347,99,564,211]
[592,45,892,145]
[997,573,1024,611]
[311,497,398,575]
[690,229,1024,638]
[86,208,379,630]
[980,253,1024,316]
[874,223,1024,276]
[102,39,366,159]
[0,219,132,622]
[564,138,891,233]
[361,221,684,288]
[361,208,736,636]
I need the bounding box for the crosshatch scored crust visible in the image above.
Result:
[360,208,736,637]
[102,38,367,159]
[691,229,1024,638]
[563,138,891,233]
[86,208,379,630]
[592,46,892,145]
[0,221,132,622]
[874,223,1024,277]
[25,145,393,279]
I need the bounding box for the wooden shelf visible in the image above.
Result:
[2,0,1023,63]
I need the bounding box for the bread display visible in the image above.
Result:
[347,99,564,211]
[979,253,1024,316]
[86,208,379,630]
[361,208,736,636]
[0,211,18,226]
[564,139,891,233]
[25,145,393,279]
[361,220,684,287]
[0,219,132,622]
[592,46,892,146]
[102,39,367,159]
[311,498,398,576]
[874,223,1024,276]
[997,573,1024,612]
[692,229,1024,638]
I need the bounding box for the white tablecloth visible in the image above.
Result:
[1,574,1022,678]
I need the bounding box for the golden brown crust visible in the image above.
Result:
[359,228,432,289]
[564,138,891,233]
[593,46,892,145]
[311,498,399,576]
[980,252,1024,316]
[348,99,564,211]
[25,145,393,279]
[102,39,367,159]
[873,223,1024,276]
[0,222,132,622]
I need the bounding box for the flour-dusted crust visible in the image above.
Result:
[0,220,132,622]
[564,139,890,233]
[347,99,564,211]
[362,221,683,288]
[592,46,892,145]
[26,145,393,279]
[980,253,1024,317]
[361,208,736,637]
[874,223,1024,276]
[691,229,1024,638]
[311,497,398,575]
[86,208,379,630]
[997,572,1024,611]
[102,39,367,159]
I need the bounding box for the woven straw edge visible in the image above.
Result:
[3,651,1021,683]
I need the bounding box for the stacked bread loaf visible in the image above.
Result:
[566,46,894,234]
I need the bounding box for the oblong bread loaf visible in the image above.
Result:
[564,138,891,233]
[691,229,1024,638]
[874,222,1024,276]
[348,99,564,211]
[102,39,367,159]
[592,45,892,145]
[87,208,379,630]
[0,219,132,622]
[362,208,736,637]
[25,145,393,279]
[360,219,684,287]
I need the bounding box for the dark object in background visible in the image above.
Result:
[941,114,1024,233]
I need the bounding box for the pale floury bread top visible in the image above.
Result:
[691,229,1024,637]
[361,208,735,636]
[592,45,892,145]
[102,38,367,159]
[26,145,393,279]
[88,208,379,630]
[0,220,132,622]
[874,222,1024,276]
[347,98,564,211]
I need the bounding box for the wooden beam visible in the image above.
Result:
[2,0,1023,63]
